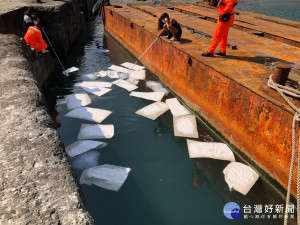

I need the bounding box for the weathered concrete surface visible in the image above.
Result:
[0,34,94,224]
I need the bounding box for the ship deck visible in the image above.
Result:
[103,3,300,195]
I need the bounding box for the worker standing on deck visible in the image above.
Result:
[158,13,182,41]
[24,21,48,53]
[202,0,237,57]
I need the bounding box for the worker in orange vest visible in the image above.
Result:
[24,22,48,53]
[202,0,237,57]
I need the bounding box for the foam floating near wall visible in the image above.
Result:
[65,107,112,123]
[108,65,129,74]
[173,115,199,138]
[113,79,138,92]
[80,87,112,97]
[128,70,146,80]
[66,140,107,157]
[80,164,131,191]
[78,124,114,139]
[130,91,165,102]
[187,139,235,161]
[146,81,169,96]
[80,73,97,81]
[75,81,112,89]
[223,162,259,195]
[136,102,169,120]
[121,62,145,71]
[166,98,191,117]
[65,93,91,110]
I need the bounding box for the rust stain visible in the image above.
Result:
[104,5,300,196]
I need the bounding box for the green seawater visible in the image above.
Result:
[237,1,300,22]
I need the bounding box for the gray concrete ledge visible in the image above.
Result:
[0,34,93,224]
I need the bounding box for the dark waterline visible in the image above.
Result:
[45,14,295,225]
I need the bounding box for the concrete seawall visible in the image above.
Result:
[0,0,93,224]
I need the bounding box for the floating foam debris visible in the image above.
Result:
[80,164,131,191]
[186,139,235,161]
[108,65,129,74]
[66,140,107,157]
[85,48,109,54]
[119,72,129,80]
[128,70,146,80]
[173,115,198,138]
[130,91,165,102]
[146,81,169,96]
[165,98,191,117]
[65,93,91,110]
[78,124,114,139]
[75,81,112,89]
[121,62,145,71]
[65,107,112,123]
[113,79,138,92]
[223,162,259,195]
[94,70,108,78]
[126,78,139,85]
[107,70,119,79]
[63,67,79,76]
[80,73,96,81]
[72,151,100,171]
[79,86,111,97]
[136,102,169,120]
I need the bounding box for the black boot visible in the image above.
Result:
[201,52,214,57]
[215,51,226,56]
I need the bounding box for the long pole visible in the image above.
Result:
[128,36,159,72]
[41,27,65,71]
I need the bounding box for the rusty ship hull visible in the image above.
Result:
[103,3,300,196]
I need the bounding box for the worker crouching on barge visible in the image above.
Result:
[158,13,182,41]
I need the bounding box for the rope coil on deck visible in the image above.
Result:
[268,75,300,225]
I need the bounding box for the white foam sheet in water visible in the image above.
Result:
[66,140,107,157]
[126,78,139,85]
[146,81,169,96]
[80,73,96,81]
[80,164,131,191]
[72,151,100,171]
[165,98,191,117]
[80,86,112,97]
[128,70,146,80]
[78,124,114,139]
[173,115,198,138]
[65,93,91,110]
[186,139,235,161]
[130,91,165,102]
[63,67,79,76]
[65,107,112,123]
[108,65,129,74]
[121,62,145,71]
[119,72,129,80]
[94,70,108,78]
[223,162,259,195]
[75,81,112,89]
[136,102,169,120]
[113,79,138,92]
[107,70,119,79]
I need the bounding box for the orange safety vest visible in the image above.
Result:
[24,26,48,52]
